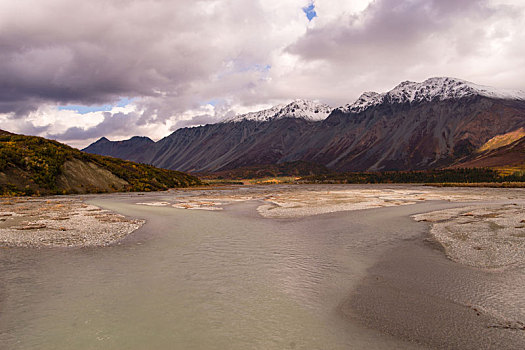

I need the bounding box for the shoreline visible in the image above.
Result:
[0,196,144,247]
[413,203,525,269]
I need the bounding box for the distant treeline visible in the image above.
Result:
[198,161,330,180]
[298,168,525,184]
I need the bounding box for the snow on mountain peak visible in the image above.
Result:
[224,99,332,123]
[341,77,525,113]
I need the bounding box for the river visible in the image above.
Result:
[1,188,524,349]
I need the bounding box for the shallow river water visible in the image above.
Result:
[1,190,524,349]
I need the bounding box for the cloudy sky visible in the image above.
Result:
[1,0,524,148]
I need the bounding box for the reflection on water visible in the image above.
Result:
[0,194,488,349]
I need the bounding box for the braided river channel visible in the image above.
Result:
[1,186,525,349]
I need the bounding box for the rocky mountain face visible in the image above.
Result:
[83,78,525,172]
[84,100,330,172]
[298,96,525,171]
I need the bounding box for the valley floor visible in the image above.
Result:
[2,184,525,267]
[1,184,525,349]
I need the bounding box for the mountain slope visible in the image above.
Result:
[84,100,331,172]
[0,130,202,196]
[84,136,156,164]
[83,78,525,173]
[477,128,525,153]
[152,117,317,172]
[449,132,525,170]
[292,96,525,171]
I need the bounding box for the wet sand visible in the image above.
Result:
[344,240,525,349]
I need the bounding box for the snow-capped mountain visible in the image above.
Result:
[341,77,525,113]
[224,99,332,123]
[84,77,525,173]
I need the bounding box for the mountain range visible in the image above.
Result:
[84,77,525,173]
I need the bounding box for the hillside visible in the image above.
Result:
[85,136,156,164]
[297,95,525,171]
[450,133,525,172]
[0,130,202,196]
[84,77,525,173]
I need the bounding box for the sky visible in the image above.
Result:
[1,0,524,148]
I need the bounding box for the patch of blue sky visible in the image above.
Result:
[116,97,134,107]
[303,3,317,21]
[58,97,135,114]
[215,61,271,80]
[206,99,221,106]
[255,64,271,72]
[235,63,271,73]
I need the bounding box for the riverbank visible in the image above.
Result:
[414,203,525,269]
[0,196,144,247]
[344,239,525,349]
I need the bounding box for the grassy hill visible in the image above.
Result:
[0,130,202,196]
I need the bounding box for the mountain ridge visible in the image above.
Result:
[223,99,332,123]
[83,77,525,173]
[340,77,525,114]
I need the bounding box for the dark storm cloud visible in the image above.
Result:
[0,0,278,116]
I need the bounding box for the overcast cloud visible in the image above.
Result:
[0,0,524,147]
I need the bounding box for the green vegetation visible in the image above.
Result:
[202,167,525,187]
[0,130,202,196]
[202,179,245,185]
[298,168,525,185]
[247,176,299,184]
